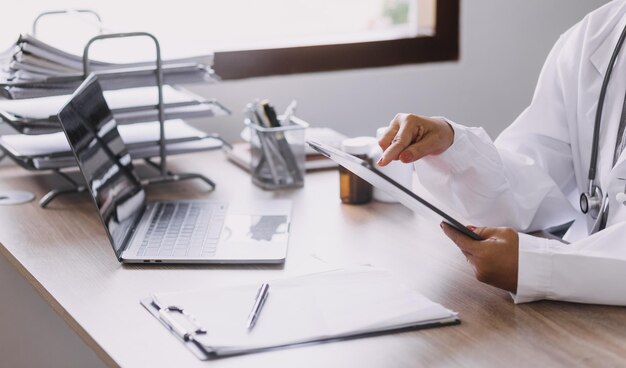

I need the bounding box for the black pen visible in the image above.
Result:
[246,283,270,331]
[261,100,281,127]
[260,100,303,183]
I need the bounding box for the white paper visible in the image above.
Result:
[0,85,198,120]
[151,267,457,355]
[0,119,204,157]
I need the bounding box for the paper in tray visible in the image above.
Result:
[0,85,230,134]
[0,119,224,170]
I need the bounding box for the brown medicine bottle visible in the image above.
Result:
[339,137,376,205]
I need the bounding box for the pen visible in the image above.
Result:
[256,134,283,185]
[255,100,273,128]
[261,100,281,128]
[246,283,270,331]
[246,104,281,185]
[261,100,303,183]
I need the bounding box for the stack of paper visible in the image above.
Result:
[0,34,217,99]
[141,267,459,358]
[0,85,230,135]
[0,119,223,170]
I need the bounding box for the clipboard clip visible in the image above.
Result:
[158,305,207,342]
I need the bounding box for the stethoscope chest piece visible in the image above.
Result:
[580,185,604,219]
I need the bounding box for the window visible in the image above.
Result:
[1,0,458,79]
[213,0,459,79]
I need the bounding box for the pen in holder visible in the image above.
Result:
[245,101,307,190]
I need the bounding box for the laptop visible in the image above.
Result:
[57,74,291,264]
[307,140,482,241]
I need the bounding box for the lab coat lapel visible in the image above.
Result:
[591,37,617,77]
[590,12,626,77]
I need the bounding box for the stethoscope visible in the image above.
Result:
[579,22,626,234]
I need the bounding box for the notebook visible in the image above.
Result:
[141,267,459,359]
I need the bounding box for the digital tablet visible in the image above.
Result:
[307,140,482,241]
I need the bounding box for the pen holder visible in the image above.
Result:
[246,116,308,190]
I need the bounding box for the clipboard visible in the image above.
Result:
[140,268,460,360]
[141,298,212,361]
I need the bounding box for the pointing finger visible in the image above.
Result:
[378,123,399,152]
[378,122,419,166]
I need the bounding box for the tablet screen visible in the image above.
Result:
[307,141,482,241]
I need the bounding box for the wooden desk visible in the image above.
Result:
[1,151,625,367]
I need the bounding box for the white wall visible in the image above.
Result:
[0,1,610,367]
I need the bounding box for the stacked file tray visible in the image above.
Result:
[0,34,219,99]
[0,10,231,208]
[0,85,228,135]
[0,120,224,171]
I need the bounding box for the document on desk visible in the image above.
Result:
[140,267,459,359]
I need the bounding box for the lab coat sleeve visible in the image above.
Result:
[514,224,626,306]
[414,32,578,232]
[416,120,576,231]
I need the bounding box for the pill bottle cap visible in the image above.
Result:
[341,137,377,156]
[376,127,389,140]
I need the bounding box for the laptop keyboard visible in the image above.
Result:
[136,202,226,258]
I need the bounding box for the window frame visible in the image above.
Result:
[213,0,459,79]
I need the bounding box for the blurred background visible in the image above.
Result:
[0,1,611,367]
[0,0,611,144]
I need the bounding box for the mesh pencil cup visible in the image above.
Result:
[245,116,308,190]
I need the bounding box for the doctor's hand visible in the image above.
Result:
[377,114,454,166]
[441,223,519,294]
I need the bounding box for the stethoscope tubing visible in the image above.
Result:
[589,23,626,182]
[582,22,626,231]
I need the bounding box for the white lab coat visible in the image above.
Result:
[415,0,626,305]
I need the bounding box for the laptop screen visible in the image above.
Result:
[58,75,146,258]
